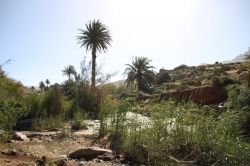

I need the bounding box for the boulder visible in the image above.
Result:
[0,130,5,136]
[68,147,112,160]
[14,118,40,131]
[12,132,30,141]
[1,149,18,156]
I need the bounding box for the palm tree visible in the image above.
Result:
[45,79,50,87]
[39,81,46,90]
[124,57,155,92]
[62,65,77,81]
[77,20,112,90]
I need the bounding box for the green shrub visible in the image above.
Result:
[25,85,65,120]
[62,80,77,99]
[155,69,171,85]
[0,72,25,101]
[25,94,45,118]
[0,132,12,143]
[101,100,250,165]
[32,116,65,131]
[71,111,87,130]
[210,76,222,87]
[43,85,64,117]
[0,99,27,130]
[76,84,103,119]
[227,85,250,111]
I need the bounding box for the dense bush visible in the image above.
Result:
[0,70,27,130]
[0,72,25,100]
[210,76,235,88]
[155,69,171,85]
[100,100,250,165]
[0,99,27,130]
[76,84,103,119]
[71,110,87,130]
[226,85,250,136]
[25,94,45,119]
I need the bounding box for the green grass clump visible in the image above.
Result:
[71,110,87,130]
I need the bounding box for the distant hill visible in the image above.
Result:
[108,79,126,87]
[222,48,250,64]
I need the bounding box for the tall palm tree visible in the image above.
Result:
[62,65,77,81]
[77,20,112,90]
[124,57,155,92]
[39,81,46,90]
[45,79,50,87]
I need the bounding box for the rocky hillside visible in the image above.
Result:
[222,47,250,64]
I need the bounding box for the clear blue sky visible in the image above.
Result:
[0,0,250,86]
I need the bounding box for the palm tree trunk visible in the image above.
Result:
[137,73,142,91]
[91,46,97,90]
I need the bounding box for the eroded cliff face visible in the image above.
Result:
[161,86,228,105]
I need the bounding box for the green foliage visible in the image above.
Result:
[77,20,112,89]
[62,80,77,99]
[210,76,235,88]
[226,85,250,136]
[227,85,250,111]
[100,99,250,165]
[124,56,155,92]
[62,65,77,81]
[0,132,12,143]
[71,110,87,130]
[0,69,25,100]
[25,94,45,118]
[76,84,103,119]
[24,85,65,129]
[39,81,46,90]
[43,85,64,118]
[32,116,64,131]
[0,99,27,130]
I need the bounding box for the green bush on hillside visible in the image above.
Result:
[0,99,27,130]
[155,69,171,85]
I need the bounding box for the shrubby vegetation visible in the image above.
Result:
[1,20,250,165]
[100,93,250,165]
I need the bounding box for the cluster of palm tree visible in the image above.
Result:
[39,79,50,90]
[76,20,158,92]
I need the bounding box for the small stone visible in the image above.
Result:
[12,132,30,141]
[79,161,85,165]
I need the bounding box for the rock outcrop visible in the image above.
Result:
[160,86,228,105]
[14,118,40,131]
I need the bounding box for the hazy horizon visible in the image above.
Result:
[1,0,250,86]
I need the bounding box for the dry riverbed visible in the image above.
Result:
[0,120,128,166]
